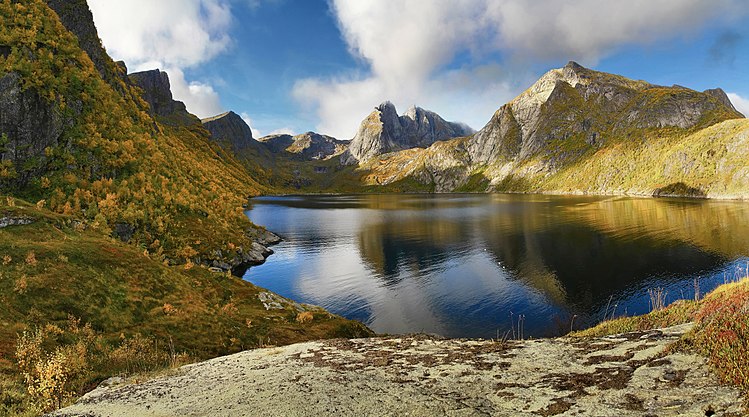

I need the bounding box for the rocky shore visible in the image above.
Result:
[50,323,744,417]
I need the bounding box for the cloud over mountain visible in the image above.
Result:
[88,0,232,117]
[293,0,747,138]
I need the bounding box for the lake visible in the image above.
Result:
[244,194,749,338]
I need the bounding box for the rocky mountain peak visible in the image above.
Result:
[201,111,258,153]
[468,62,744,165]
[703,88,739,113]
[128,69,198,126]
[341,102,473,164]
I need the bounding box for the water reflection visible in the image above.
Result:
[244,194,749,338]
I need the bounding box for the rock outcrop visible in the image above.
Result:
[128,70,199,126]
[45,0,146,107]
[704,88,740,113]
[341,102,473,164]
[0,72,73,189]
[202,111,258,153]
[468,61,743,166]
[50,323,745,417]
[258,132,348,161]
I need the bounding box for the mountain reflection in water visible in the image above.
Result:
[244,194,749,338]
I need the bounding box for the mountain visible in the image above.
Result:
[0,3,372,414]
[467,61,742,165]
[201,111,265,154]
[129,69,199,126]
[340,101,474,164]
[356,62,747,197]
[258,131,348,161]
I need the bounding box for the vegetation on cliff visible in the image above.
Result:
[0,0,271,264]
[0,2,371,415]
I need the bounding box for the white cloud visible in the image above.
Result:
[167,67,223,118]
[294,0,747,138]
[483,0,745,63]
[727,93,749,117]
[89,0,232,117]
[240,112,295,138]
[268,127,296,136]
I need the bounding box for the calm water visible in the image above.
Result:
[243,194,749,338]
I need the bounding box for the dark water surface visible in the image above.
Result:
[243,194,749,338]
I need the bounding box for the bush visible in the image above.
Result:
[14,317,190,413]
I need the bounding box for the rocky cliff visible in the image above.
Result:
[45,0,147,108]
[259,131,348,161]
[0,72,71,190]
[202,111,258,153]
[355,62,747,197]
[129,69,199,126]
[341,101,473,164]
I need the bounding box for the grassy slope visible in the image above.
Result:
[517,118,749,198]
[0,2,372,414]
[0,197,372,414]
[0,0,272,263]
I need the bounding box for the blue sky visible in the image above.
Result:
[89,0,749,139]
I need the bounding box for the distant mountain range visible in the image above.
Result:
[181,61,747,198]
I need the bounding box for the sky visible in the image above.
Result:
[88,0,749,140]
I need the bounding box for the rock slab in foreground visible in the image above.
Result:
[50,323,744,417]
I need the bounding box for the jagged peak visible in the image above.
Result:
[376,101,397,112]
[404,105,426,121]
[511,61,652,109]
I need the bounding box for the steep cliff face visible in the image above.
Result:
[129,69,199,126]
[0,73,72,189]
[468,61,743,167]
[341,102,473,164]
[45,0,143,105]
[259,132,348,161]
[202,111,256,152]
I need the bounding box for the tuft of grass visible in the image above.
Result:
[573,278,749,396]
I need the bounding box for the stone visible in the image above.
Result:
[49,323,745,417]
[112,222,135,242]
[0,215,34,228]
[0,72,74,189]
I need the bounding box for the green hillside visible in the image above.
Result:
[0,1,371,414]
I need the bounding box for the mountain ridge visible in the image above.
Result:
[346,61,746,197]
[340,101,474,164]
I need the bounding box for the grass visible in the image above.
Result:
[0,196,373,415]
[573,277,749,396]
